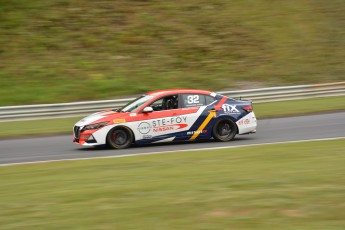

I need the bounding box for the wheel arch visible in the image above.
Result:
[214,115,239,134]
[107,125,136,144]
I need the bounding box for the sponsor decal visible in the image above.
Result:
[130,113,137,117]
[113,118,126,124]
[237,119,250,125]
[138,116,188,134]
[153,124,188,133]
[138,122,152,134]
[151,116,188,133]
[142,135,152,139]
[152,116,187,127]
[187,130,207,135]
[222,104,240,114]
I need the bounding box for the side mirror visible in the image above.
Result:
[142,106,154,113]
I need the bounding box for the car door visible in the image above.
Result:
[179,93,217,140]
[133,94,199,142]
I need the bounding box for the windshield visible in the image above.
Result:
[119,95,154,112]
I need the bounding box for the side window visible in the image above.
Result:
[150,98,164,111]
[182,94,216,108]
[205,95,216,105]
[182,94,205,108]
[149,95,178,111]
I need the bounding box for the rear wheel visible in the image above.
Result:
[212,119,237,142]
[106,127,133,149]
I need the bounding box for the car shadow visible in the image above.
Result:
[75,135,256,152]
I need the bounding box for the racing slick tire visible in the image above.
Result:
[106,126,134,149]
[212,118,238,142]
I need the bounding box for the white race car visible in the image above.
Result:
[73,89,257,149]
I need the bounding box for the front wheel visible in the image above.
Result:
[212,119,238,142]
[106,127,133,149]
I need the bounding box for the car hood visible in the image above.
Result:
[75,110,129,126]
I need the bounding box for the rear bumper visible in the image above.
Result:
[236,112,257,134]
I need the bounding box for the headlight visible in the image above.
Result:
[83,122,109,130]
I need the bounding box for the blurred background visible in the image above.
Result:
[1,0,344,106]
[1,2,345,229]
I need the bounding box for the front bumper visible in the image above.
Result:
[73,126,99,145]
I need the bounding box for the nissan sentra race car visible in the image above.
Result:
[73,89,257,149]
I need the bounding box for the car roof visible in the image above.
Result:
[146,89,213,97]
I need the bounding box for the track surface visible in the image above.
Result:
[1,112,344,165]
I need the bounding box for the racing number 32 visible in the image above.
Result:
[187,95,199,104]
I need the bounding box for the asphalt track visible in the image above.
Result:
[1,112,344,165]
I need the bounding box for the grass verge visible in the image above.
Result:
[253,95,345,118]
[0,95,344,138]
[1,0,345,105]
[0,139,344,229]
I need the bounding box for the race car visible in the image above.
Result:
[73,89,257,149]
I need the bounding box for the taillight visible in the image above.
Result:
[242,105,253,112]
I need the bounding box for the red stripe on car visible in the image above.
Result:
[214,97,227,110]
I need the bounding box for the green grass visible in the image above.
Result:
[254,95,345,118]
[0,139,344,229]
[0,0,345,105]
[0,95,344,138]
[0,116,83,138]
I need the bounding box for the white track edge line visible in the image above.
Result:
[1,137,344,167]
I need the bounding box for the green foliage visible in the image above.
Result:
[1,139,344,229]
[1,0,345,105]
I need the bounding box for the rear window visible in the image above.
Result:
[181,94,216,108]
